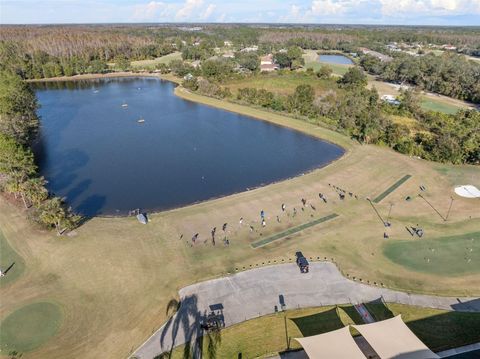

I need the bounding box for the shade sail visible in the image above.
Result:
[294,326,367,359]
[353,315,439,359]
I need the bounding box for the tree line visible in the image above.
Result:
[0,70,79,234]
[360,52,480,103]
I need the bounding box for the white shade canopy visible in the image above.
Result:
[294,326,367,359]
[353,315,439,359]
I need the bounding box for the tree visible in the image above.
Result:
[273,52,291,69]
[201,59,234,81]
[0,71,39,144]
[398,88,421,115]
[115,56,130,71]
[182,76,198,91]
[236,52,260,72]
[38,197,79,235]
[316,65,333,79]
[338,67,367,88]
[19,177,48,208]
[0,134,37,191]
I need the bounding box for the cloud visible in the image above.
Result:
[201,3,216,19]
[379,0,480,16]
[311,0,349,15]
[175,0,204,19]
[132,1,175,20]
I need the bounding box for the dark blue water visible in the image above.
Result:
[445,349,480,358]
[319,55,354,65]
[33,78,344,216]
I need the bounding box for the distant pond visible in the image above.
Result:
[318,54,354,65]
[33,78,344,216]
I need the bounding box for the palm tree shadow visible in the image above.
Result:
[156,294,205,359]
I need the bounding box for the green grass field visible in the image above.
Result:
[0,229,25,287]
[366,303,480,352]
[224,72,338,96]
[130,52,182,69]
[0,79,479,359]
[304,61,351,76]
[420,98,462,114]
[0,302,62,353]
[384,232,480,275]
[169,303,480,358]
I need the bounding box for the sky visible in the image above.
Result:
[1,0,480,25]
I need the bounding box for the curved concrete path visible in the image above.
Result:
[133,262,480,359]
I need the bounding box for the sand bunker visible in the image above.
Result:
[454,185,480,198]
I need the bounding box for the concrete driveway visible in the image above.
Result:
[132,262,480,359]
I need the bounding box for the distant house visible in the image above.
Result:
[222,51,235,58]
[260,54,279,72]
[442,44,457,51]
[359,47,392,62]
[224,41,232,47]
[240,45,258,52]
[381,94,400,105]
[183,73,194,80]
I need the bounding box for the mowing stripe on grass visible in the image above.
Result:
[251,213,339,248]
[373,175,412,203]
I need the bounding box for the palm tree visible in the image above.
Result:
[19,176,48,208]
[39,197,68,235]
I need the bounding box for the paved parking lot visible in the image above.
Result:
[133,262,480,359]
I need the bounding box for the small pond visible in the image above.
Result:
[33,78,344,216]
[318,54,354,65]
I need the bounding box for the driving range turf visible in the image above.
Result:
[0,302,63,353]
[0,83,479,359]
[384,232,480,275]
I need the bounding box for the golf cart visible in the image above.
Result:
[295,251,309,273]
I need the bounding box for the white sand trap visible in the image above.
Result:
[454,185,480,198]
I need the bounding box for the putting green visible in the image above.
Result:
[0,229,25,287]
[0,302,63,353]
[384,232,480,276]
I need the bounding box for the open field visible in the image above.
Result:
[0,82,479,359]
[224,72,339,96]
[169,303,480,358]
[420,98,465,114]
[130,52,182,69]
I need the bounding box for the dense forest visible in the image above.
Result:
[360,52,480,103]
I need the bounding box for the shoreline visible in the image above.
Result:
[29,73,353,219]
[26,71,181,84]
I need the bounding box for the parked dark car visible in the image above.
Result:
[295,251,309,273]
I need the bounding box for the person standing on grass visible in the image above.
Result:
[281,203,286,211]
[260,210,265,219]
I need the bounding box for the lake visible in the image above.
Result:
[318,54,354,65]
[33,77,344,216]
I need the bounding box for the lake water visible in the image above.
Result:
[318,54,354,65]
[33,78,344,216]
